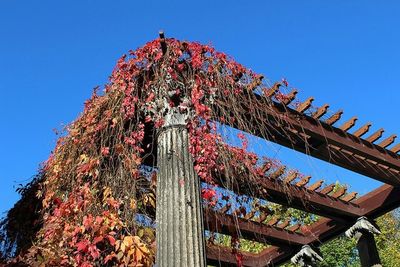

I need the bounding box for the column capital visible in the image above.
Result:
[345,216,381,238]
[156,107,189,139]
[291,245,323,267]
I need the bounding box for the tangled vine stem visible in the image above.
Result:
[0,36,305,266]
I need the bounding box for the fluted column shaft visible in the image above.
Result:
[156,117,206,267]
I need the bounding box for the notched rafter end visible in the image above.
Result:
[340,116,358,132]
[295,175,311,187]
[308,180,324,191]
[269,166,286,180]
[353,122,372,138]
[296,97,315,113]
[284,171,299,184]
[365,128,385,143]
[378,134,397,149]
[319,183,335,195]
[325,109,343,125]
[390,143,400,154]
[281,89,299,105]
[341,192,358,202]
[265,82,282,98]
[312,104,330,119]
[331,187,347,198]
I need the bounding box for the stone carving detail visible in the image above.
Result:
[345,216,381,238]
[291,245,323,267]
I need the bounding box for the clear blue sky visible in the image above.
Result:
[1,0,400,216]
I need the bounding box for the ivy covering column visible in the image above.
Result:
[156,111,206,267]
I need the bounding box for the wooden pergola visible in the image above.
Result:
[152,32,400,267]
[204,90,400,266]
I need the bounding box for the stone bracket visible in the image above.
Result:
[345,216,381,238]
[291,245,323,267]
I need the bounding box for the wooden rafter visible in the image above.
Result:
[204,210,309,246]
[215,173,362,221]
[214,94,400,186]
[206,244,293,267]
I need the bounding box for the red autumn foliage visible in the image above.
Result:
[1,37,291,266]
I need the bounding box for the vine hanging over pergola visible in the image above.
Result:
[0,33,295,266]
[2,32,399,267]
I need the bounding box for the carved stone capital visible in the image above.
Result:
[291,245,323,267]
[345,216,381,239]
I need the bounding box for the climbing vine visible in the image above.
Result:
[0,37,301,266]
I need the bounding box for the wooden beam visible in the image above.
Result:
[215,174,363,221]
[214,96,400,186]
[205,184,400,266]
[206,244,295,267]
[204,210,309,246]
[261,184,400,265]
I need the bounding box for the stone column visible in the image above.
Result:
[346,217,382,267]
[156,110,206,267]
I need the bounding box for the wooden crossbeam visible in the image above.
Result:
[319,183,335,194]
[331,187,347,198]
[277,219,290,229]
[207,184,400,266]
[204,210,309,246]
[269,166,286,179]
[214,95,400,186]
[206,245,294,267]
[215,174,363,221]
[278,185,400,264]
[295,175,311,187]
[287,224,301,232]
[267,217,280,226]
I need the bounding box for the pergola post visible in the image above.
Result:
[156,109,206,267]
[346,217,382,267]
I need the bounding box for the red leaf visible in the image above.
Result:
[93,236,103,244]
[235,252,243,267]
[107,235,116,246]
[104,253,117,264]
[76,240,90,252]
[89,245,100,259]
[101,147,110,156]
[82,215,93,229]
[282,78,289,87]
